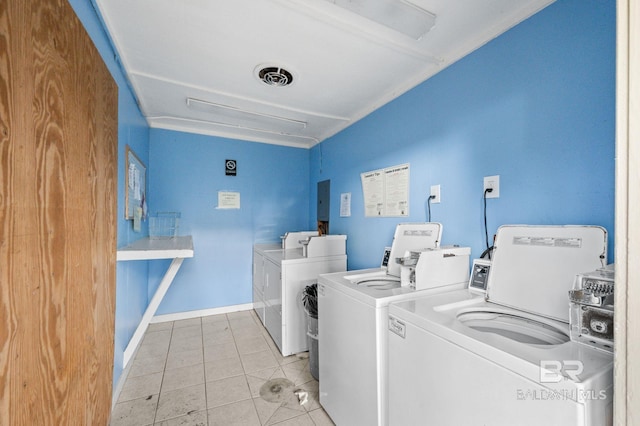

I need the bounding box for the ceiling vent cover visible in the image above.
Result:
[258,67,293,87]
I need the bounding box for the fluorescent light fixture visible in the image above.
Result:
[186,97,307,130]
[327,0,436,39]
[148,115,319,145]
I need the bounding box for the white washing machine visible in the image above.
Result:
[318,223,470,426]
[387,225,613,426]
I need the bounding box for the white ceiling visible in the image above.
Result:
[95,0,554,148]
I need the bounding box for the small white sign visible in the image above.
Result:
[217,191,240,209]
[340,192,351,217]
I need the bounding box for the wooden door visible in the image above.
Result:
[0,0,118,424]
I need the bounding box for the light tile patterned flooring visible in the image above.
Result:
[110,310,334,426]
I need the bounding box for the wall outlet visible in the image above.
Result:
[430,185,441,203]
[483,175,500,198]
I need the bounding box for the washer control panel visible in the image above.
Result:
[469,259,491,293]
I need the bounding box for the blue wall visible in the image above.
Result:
[69,0,615,394]
[148,130,310,314]
[309,0,615,269]
[68,0,151,389]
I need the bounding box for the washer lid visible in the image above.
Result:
[486,225,607,323]
[386,222,442,277]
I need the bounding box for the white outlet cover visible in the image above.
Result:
[430,184,441,203]
[484,175,500,198]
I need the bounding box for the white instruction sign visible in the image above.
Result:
[340,193,351,217]
[217,191,240,209]
[362,170,384,216]
[361,163,410,217]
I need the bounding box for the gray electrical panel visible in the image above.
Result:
[317,180,330,222]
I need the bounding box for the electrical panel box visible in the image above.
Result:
[317,180,330,222]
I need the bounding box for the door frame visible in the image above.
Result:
[614,0,639,423]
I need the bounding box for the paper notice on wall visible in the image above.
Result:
[340,193,351,217]
[128,163,136,189]
[217,191,241,209]
[384,164,410,216]
[361,170,385,216]
[361,163,409,217]
[134,168,141,201]
[129,163,142,201]
[133,206,142,232]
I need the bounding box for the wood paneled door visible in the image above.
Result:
[0,0,118,424]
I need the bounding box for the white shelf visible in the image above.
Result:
[117,236,194,261]
[116,235,194,368]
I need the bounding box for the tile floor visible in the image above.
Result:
[110,310,335,426]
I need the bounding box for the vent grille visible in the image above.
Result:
[258,67,293,87]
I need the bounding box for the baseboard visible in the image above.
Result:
[149,303,255,323]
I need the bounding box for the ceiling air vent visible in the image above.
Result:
[258,67,294,87]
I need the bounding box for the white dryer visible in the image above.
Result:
[387,225,613,426]
[318,223,470,426]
